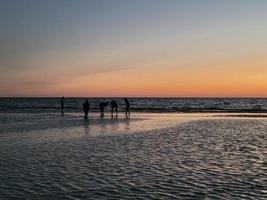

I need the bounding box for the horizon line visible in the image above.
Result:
[0,96,267,99]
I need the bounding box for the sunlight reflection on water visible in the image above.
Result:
[0,113,266,199]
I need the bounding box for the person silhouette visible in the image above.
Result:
[110,100,118,118]
[99,102,108,118]
[83,99,90,119]
[60,97,64,116]
[124,98,130,117]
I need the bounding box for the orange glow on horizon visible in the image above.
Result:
[1,55,266,97]
[39,55,266,97]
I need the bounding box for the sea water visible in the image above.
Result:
[0,99,266,199]
[0,97,267,113]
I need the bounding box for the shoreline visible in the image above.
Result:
[1,108,267,114]
[1,109,267,115]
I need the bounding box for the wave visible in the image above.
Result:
[1,106,267,113]
[0,98,267,113]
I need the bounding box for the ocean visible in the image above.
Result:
[0,98,266,199]
[1,97,267,113]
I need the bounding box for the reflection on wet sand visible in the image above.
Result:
[215,114,267,118]
[0,113,266,199]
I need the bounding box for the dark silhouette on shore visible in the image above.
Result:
[110,100,118,118]
[83,99,90,119]
[60,97,64,116]
[124,98,130,117]
[99,102,108,118]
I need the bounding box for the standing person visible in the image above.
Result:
[83,99,90,119]
[60,97,64,116]
[99,102,108,118]
[124,98,130,117]
[110,100,118,118]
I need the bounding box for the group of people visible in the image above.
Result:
[60,97,130,119]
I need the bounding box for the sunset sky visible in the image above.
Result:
[0,0,266,97]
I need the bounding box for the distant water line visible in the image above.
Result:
[0,97,267,113]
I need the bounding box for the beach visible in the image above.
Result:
[0,111,266,199]
[1,0,267,199]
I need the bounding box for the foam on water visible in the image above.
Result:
[0,112,266,199]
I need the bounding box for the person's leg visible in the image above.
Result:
[100,108,103,117]
[101,107,105,117]
[125,106,129,116]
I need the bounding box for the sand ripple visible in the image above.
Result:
[0,116,266,199]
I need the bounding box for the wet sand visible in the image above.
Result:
[215,114,267,118]
[0,112,266,199]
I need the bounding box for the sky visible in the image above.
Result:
[0,0,266,97]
